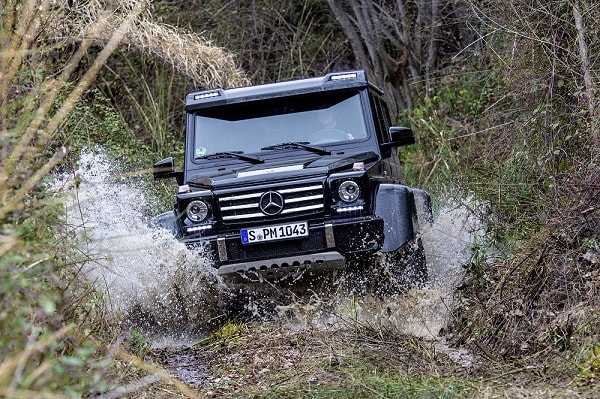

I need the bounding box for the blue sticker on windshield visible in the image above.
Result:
[195,147,207,157]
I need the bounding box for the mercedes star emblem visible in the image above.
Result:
[259,191,284,215]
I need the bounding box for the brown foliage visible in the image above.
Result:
[449,0,600,361]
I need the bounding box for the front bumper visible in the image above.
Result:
[181,216,384,277]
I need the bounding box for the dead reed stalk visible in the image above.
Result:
[56,0,250,89]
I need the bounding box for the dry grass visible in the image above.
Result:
[0,1,248,396]
[0,0,144,220]
[51,0,249,89]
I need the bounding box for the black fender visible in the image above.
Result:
[375,184,416,253]
[148,210,179,237]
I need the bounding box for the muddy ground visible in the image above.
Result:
[104,287,596,399]
[105,325,594,399]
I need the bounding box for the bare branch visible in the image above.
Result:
[573,1,597,139]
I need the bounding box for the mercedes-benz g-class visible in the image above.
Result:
[151,70,431,291]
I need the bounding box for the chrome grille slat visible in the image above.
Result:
[221,204,324,221]
[220,204,257,211]
[281,204,323,213]
[279,185,322,194]
[218,181,324,224]
[222,212,268,221]
[285,194,323,203]
[219,192,262,201]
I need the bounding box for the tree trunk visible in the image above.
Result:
[327,0,469,119]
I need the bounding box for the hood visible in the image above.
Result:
[188,151,379,189]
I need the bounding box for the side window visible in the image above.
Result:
[368,92,392,143]
[369,90,404,182]
[379,98,392,139]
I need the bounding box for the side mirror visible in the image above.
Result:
[388,126,415,147]
[153,157,175,179]
[153,157,183,185]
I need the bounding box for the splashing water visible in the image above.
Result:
[56,149,484,341]
[54,149,228,335]
[343,203,484,338]
[423,203,482,289]
[273,202,485,339]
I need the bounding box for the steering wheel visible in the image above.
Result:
[308,128,349,144]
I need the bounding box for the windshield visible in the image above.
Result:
[192,90,368,158]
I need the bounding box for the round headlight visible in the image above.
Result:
[186,200,209,222]
[338,180,360,203]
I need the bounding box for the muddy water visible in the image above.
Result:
[55,149,229,340]
[267,202,483,339]
[57,150,483,385]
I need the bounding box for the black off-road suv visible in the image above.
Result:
[151,70,431,290]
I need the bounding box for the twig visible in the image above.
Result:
[572,2,597,140]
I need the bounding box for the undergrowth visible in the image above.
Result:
[0,1,236,397]
[402,0,599,380]
[1,0,598,397]
[251,373,469,399]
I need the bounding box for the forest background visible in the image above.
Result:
[0,0,598,397]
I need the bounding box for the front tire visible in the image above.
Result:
[377,237,427,295]
[351,238,427,297]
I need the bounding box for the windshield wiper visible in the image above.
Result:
[199,151,264,164]
[261,142,330,155]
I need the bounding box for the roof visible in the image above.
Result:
[185,70,373,111]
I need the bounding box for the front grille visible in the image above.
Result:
[218,181,324,225]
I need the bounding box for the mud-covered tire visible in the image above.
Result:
[376,237,427,295]
[346,238,427,297]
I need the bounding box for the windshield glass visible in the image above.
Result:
[192,90,367,158]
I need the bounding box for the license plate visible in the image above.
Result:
[241,221,308,244]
